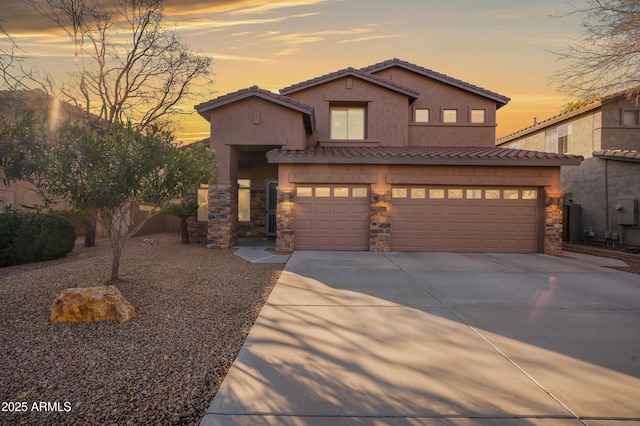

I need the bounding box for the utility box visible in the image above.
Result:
[617,199,638,226]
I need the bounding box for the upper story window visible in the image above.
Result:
[331,106,365,140]
[414,108,430,123]
[622,109,639,126]
[442,109,458,124]
[545,123,573,154]
[471,109,486,123]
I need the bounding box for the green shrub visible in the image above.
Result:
[50,209,88,235]
[0,212,76,267]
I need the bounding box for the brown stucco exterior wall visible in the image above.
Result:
[208,97,308,149]
[285,77,409,146]
[373,67,498,147]
[207,98,308,186]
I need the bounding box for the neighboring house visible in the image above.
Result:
[497,92,640,248]
[195,58,581,254]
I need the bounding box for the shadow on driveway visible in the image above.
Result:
[201,252,640,425]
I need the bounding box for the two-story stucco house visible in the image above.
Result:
[195,58,581,254]
[497,91,640,248]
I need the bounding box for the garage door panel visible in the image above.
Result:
[297,203,314,214]
[314,204,332,214]
[392,186,539,253]
[350,204,369,214]
[296,220,312,230]
[295,185,369,251]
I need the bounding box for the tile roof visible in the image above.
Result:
[361,58,510,108]
[196,85,314,114]
[266,146,583,166]
[593,149,640,162]
[194,85,315,133]
[497,90,633,144]
[279,67,420,100]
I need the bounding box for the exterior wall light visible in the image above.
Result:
[547,197,562,206]
[282,192,294,202]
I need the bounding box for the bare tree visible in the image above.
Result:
[20,0,213,247]
[0,22,51,92]
[553,0,640,102]
[24,0,213,130]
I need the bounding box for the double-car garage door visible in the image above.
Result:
[294,185,541,252]
[391,186,540,253]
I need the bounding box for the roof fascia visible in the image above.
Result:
[195,89,315,133]
[280,68,419,101]
[497,101,604,144]
[364,59,510,108]
[266,153,582,167]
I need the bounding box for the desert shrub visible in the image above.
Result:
[0,212,76,267]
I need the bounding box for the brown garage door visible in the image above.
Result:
[391,186,540,252]
[295,185,369,250]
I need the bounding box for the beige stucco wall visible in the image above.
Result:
[497,110,603,159]
[0,177,70,212]
[285,77,409,146]
[374,67,498,147]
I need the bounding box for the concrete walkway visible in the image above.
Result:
[201,251,640,425]
[233,238,290,264]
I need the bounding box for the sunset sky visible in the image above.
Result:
[1,0,587,142]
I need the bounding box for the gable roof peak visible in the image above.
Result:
[361,58,510,108]
[279,65,419,100]
[194,85,315,133]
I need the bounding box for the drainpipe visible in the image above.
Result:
[605,158,609,231]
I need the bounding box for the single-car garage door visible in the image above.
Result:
[391,186,540,252]
[295,185,369,250]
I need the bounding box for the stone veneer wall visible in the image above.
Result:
[186,216,207,244]
[207,184,238,248]
[544,201,563,256]
[275,191,294,252]
[370,192,391,252]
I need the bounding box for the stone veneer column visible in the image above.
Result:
[544,199,563,256]
[207,184,238,249]
[275,191,294,253]
[370,192,391,252]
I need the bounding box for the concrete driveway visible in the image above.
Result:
[201,252,640,425]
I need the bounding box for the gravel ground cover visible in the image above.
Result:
[563,242,640,275]
[0,233,283,425]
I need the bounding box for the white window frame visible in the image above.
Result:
[546,124,572,154]
[557,124,573,153]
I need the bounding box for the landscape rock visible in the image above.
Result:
[50,285,137,323]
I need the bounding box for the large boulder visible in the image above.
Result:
[51,286,137,323]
